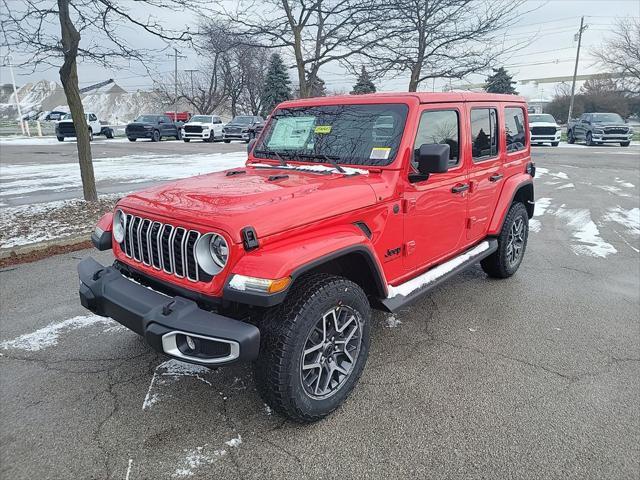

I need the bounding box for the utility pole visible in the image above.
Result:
[3,55,25,135]
[184,69,199,98]
[567,16,588,123]
[166,47,186,121]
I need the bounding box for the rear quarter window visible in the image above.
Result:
[504,107,527,153]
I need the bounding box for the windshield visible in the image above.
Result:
[253,104,409,167]
[190,115,212,123]
[232,116,255,124]
[135,115,159,123]
[591,113,624,124]
[529,114,556,123]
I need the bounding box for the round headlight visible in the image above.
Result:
[195,233,229,275]
[113,209,126,243]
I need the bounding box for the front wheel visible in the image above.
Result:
[621,142,630,147]
[223,139,230,143]
[57,136,64,142]
[586,132,594,146]
[183,138,190,143]
[567,130,575,144]
[481,202,529,278]
[551,142,559,147]
[151,130,160,142]
[88,128,93,142]
[128,137,136,142]
[254,274,371,423]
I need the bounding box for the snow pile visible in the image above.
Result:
[172,446,226,478]
[143,359,214,411]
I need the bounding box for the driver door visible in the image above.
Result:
[403,105,469,273]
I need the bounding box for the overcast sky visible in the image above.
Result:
[2,0,639,99]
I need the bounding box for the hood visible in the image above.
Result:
[529,121,558,128]
[225,122,253,128]
[118,165,379,243]
[591,122,628,129]
[185,121,211,126]
[127,122,154,127]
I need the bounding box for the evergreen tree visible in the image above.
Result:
[351,66,376,94]
[260,53,292,117]
[484,67,518,94]
[307,74,327,97]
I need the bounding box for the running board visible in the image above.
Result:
[380,239,498,312]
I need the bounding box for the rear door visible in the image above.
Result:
[466,104,504,241]
[403,104,469,273]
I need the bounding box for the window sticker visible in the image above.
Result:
[370,147,391,160]
[314,125,332,134]
[267,117,315,149]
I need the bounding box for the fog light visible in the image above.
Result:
[186,335,196,350]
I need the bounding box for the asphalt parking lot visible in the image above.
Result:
[1,144,639,479]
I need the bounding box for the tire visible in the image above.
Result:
[128,137,136,142]
[105,129,114,139]
[88,128,93,142]
[176,130,181,140]
[621,142,630,147]
[481,202,529,279]
[567,130,575,144]
[223,139,231,143]
[254,273,371,423]
[151,130,160,142]
[586,132,594,146]
[183,138,191,143]
[57,136,64,142]
[551,142,559,147]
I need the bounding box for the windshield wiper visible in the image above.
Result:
[253,149,289,167]
[296,153,346,174]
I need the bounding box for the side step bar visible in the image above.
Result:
[380,239,498,312]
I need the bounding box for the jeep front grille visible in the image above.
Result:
[120,214,210,282]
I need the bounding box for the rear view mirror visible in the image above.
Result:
[416,143,450,175]
[247,138,256,153]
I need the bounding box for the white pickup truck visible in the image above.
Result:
[181,114,224,142]
[55,112,114,142]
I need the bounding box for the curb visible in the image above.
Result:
[0,234,92,267]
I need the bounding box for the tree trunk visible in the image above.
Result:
[57,0,97,202]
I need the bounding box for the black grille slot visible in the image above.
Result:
[131,217,141,260]
[161,225,174,273]
[150,222,162,268]
[185,231,200,281]
[139,219,151,264]
[173,228,186,277]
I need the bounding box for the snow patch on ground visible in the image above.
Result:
[536,168,569,180]
[553,207,617,258]
[0,315,120,351]
[224,435,242,448]
[529,197,552,233]
[172,446,226,478]
[143,359,214,410]
[384,314,402,328]
[614,178,636,189]
[387,242,490,298]
[557,183,575,190]
[595,185,632,198]
[605,207,640,235]
[1,152,247,199]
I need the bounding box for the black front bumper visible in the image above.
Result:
[78,257,260,366]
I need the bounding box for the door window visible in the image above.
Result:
[504,107,527,153]
[470,108,498,161]
[88,114,97,122]
[414,110,460,166]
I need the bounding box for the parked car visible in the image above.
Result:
[567,112,633,147]
[222,115,264,143]
[125,114,181,142]
[55,112,114,141]
[81,92,535,422]
[528,113,561,146]
[181,114,224,142]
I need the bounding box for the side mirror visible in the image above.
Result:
[415,143,450,175]
[247,138,256,153]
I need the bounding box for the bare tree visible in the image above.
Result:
[223,0,381,98]
[362,0,528,91]
[592,19,640,95]
[1,0,204,201]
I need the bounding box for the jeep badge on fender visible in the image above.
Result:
[79,92,534,422]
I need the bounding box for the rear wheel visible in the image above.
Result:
[481,202,529,278]
[105,128,114,139]
[254,273,371,423]
[88,128,93,142]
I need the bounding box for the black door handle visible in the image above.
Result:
[451,183,469,193]
[489,173,504,182]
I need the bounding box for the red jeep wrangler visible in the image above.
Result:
[79,93,535,422]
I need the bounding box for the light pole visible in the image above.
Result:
[3,55,26,135]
